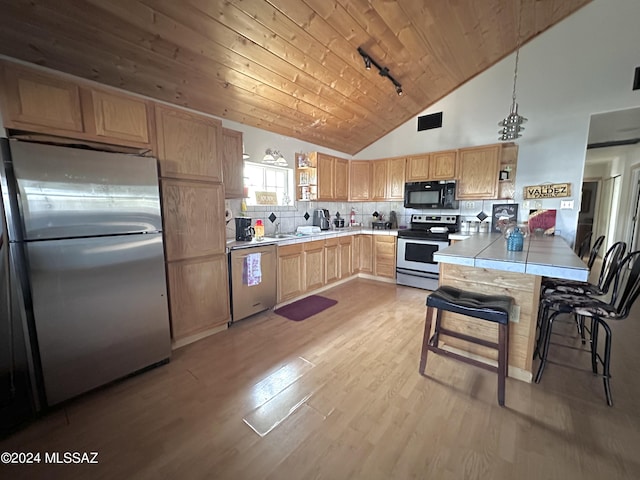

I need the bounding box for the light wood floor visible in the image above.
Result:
[1,278,640,479]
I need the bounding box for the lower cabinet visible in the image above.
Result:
[167,254,230,340]
[354,234,373,274]
[324,238,340,285]
[304,240,325,292]
[277,244,304,303]
[374,236,397,278]
[339,236,353,279]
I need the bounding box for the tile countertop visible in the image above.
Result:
[226,227,399,250]
[436,233,589,281]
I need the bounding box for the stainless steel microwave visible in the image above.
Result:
[404,181,459,209]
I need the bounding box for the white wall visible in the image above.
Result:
[355,0,640,246]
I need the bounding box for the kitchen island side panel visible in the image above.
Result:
[436,262,541,382]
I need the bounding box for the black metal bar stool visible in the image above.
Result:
[419,285,514,406]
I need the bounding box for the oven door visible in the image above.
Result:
[396,236,449,290]
[397,237,449,273]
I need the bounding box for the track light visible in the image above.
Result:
[357,47,403,96]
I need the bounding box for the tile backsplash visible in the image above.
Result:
[226,199,519,239]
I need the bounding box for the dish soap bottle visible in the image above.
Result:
[507,227,524,251]
[254,219,264,240]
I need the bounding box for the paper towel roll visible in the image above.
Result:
[225,208,233,224]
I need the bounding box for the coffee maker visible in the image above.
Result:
[312,209,330,230]
[235,217,254,241]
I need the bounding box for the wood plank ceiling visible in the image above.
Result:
[0,0,591,154]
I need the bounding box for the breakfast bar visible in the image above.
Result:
[433,233,588,382]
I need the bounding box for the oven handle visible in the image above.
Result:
[396,267,440,278]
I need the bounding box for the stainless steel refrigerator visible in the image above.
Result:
[0,139,170,422]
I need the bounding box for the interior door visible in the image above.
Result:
[577,181,598,250]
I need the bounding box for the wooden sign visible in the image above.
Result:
[255,191,278,205]
[523,183,571,199]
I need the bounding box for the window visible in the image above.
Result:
[244,162,294,206]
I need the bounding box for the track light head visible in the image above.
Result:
[357,47,403,96]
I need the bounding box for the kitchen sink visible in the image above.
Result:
[262,233,297,240]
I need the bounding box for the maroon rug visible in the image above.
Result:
[274,295,338,321]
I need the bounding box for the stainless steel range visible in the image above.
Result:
[396,214,459,290]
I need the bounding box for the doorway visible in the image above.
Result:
[576,181,598,250]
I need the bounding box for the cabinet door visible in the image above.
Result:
[406,154,431,182]
[334,158,349,200]
[374,236,396,278]
[304,240,325,292]
[387,157,406,199]
[222,128,244,198]
[167,254,230,340]
[0,61,84,134]
[358,235,373,274]
[430,150,457,180]
[324,238,340,284]
[161,179,226,261]
[82,88,152,146]
[156,105,223,182]
[317,154,335,200]
[339,236,353,279]
[371,160,388,200]
[278,244,304,302]
[349,161,371,201]
[456,145,501,199]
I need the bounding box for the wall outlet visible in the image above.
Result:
[534,201,543,209]
[560,200,574,209]
[464,201,475,209]
[522,201,530,209]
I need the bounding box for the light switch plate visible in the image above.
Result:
[560,200,574,209]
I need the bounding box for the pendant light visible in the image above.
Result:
[499,0,527,141]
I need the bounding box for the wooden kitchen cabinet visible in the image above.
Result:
[316,153,334,201]
[406,150,456,181]
[387,157,406,199]
[304,240,325,292]
[277,244,304,303]
[161,179,226,261]
[456,144,501,199]
[316,153,349,201]
[156,104,223,182]
[334,157,349,200]
[430,150,457,180]
[349,160,371,201]
[354,234,373,274]
[371,158,405,200]
[339,236,353,279]
[222,128,244,198]
[167,254,230,340]
[81,88,153,146]
[371,160,388,201]
[0,60,153,149]
[324,237,340,284]
[406,153,430,182]
[374,236,396,278]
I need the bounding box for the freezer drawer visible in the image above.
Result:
[26,233,170,405]
[230,245,277,322]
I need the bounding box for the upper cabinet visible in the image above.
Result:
[0,61,154,149]
[371,157,405,200]
[155,104,223,182]
[314,152,349,201]
[406,150,456,182]
[498,143,518,200]
[81,88,153,146]
[456,144,502,199]
[349,160,371,201]
[222,128,244,198]
[430,150,457,180]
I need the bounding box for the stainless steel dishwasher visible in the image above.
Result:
[229,244,277,324]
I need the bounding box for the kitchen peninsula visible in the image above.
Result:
[433,233,588,382]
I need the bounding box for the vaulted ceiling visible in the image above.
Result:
[0,0,591,154]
